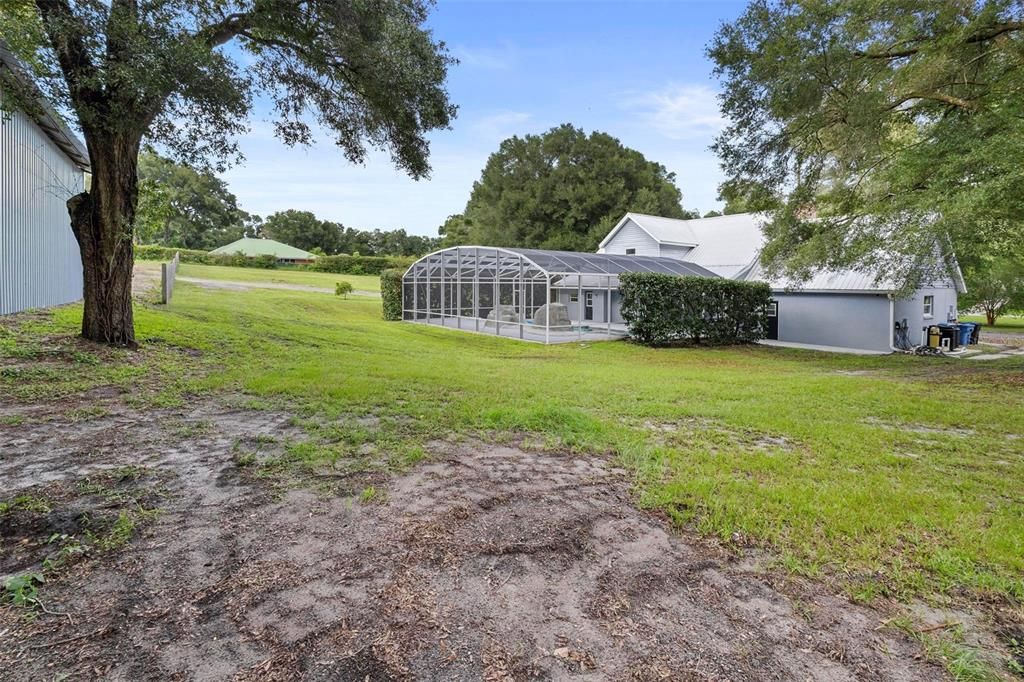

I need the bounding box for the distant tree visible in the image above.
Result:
[710,0,1024,287]
[262,211,341,254]
[459,124,689,251]
[438,214,473,247]
[3,0,455,345]
[703,210,722,218]
[717,179,778,216]
[961,256,1024,327]
[136,153,248,250]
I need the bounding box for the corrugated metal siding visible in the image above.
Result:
[599,219,661,257]
[1,87,84,315]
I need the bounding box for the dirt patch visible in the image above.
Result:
[0,397,954,680]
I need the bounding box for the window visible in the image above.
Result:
[569,292,578,302]
[923,295,934,318]
[625,248,636,255]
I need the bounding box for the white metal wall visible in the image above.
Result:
[1,88,85,315]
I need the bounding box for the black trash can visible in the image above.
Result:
[937,323,960,351]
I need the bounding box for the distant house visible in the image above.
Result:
[599,212,966,353]
[0,43,89,315]
[210,238,316,265]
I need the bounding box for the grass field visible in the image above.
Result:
[5,281,1021,614]
[961,314,1024,332]
[173,262,382,292]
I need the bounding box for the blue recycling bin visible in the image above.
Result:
[957,323,974,347]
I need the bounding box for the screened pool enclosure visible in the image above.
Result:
[402,246,717,344]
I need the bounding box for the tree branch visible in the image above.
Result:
[34,0,103,112]
[855,21,1024,60]
[197,12,251,49]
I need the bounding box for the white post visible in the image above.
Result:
[545,275,551,344]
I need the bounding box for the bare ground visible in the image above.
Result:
[0,395,954,681]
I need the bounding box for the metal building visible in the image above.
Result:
[402,246,716,344]
[1,44,89,316]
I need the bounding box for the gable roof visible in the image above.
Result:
[0,41,89,171]
[210,238,316,260]
[600,213,699,248]
[600,211,965,293]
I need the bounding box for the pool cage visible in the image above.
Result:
[402,246,716,344]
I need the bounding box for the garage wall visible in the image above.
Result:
[1,88,84,315]
[555,289,610,324]
[894,286,959,346]
[774,292,892,352]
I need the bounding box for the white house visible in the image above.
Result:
[599,212,966,353]
[0,43,89,316]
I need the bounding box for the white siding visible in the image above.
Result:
[600,218,661,257]
[894,286,959,346]
[0,87,84,315]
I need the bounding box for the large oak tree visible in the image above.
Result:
[710,0,1024,287]
[455,124,695,252]
[2,0,455,345]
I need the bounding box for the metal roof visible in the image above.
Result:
[405,246,718,280]
[601,211,965,293]
[210,237,316,260]
[0,41,90,171]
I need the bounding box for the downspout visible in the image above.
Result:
[887,292,900,353]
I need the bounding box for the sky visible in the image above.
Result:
[219,0,749,237]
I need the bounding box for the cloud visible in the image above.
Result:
[469,111,534,142]
[622,84,725,141]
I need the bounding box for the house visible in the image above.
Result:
[599,212,966,353]
[401,246,717,344]
[0,43,89,315]
[210,237,316,265]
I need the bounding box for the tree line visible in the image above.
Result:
[136,153,439,258]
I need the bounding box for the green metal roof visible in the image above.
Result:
[210,238,315,260]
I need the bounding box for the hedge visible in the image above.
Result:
[134,245,277,269]
[619,272,771,346]
[311,254,415,276]
[380,269,404,321]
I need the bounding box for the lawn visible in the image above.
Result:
[5,282,1024,608]
[961,314,1024,332]
[173,262,382,292]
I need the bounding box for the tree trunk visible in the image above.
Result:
[986,309,997,327]
[68,135,141,347]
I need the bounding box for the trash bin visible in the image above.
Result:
[937,323,959,351]
[957,323,973,347]
[968,322,981,345]
[927,325,941,348]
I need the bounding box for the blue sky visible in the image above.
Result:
[220,0,748,237]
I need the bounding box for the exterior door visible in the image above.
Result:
[584,292,594,321]
[766,300,779,340]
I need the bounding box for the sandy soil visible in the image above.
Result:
[0,392,959,681]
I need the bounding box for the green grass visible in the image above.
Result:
[4,282,1024,609]
[170,262,382,292]
[960,314,1024,331]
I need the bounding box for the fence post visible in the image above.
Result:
[160,251,179,304]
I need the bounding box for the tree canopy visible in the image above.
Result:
[710,0,1024,287]
[136,152,252,250]
[259,210,439,256]
[451,124,691,252]
[2,0,456,345]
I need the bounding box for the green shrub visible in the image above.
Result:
[381,268,404,321]
[334,281,354,298]
[134,245,279,269]
[619,273,771,346]
[312,254,415,276]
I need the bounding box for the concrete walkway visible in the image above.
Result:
[177,276,379,297]
[758,340,889,355]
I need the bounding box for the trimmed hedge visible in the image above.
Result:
[311,254,415,276]
[619,273,771,346]
[380,269,404,321]
[134,245,277,269]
